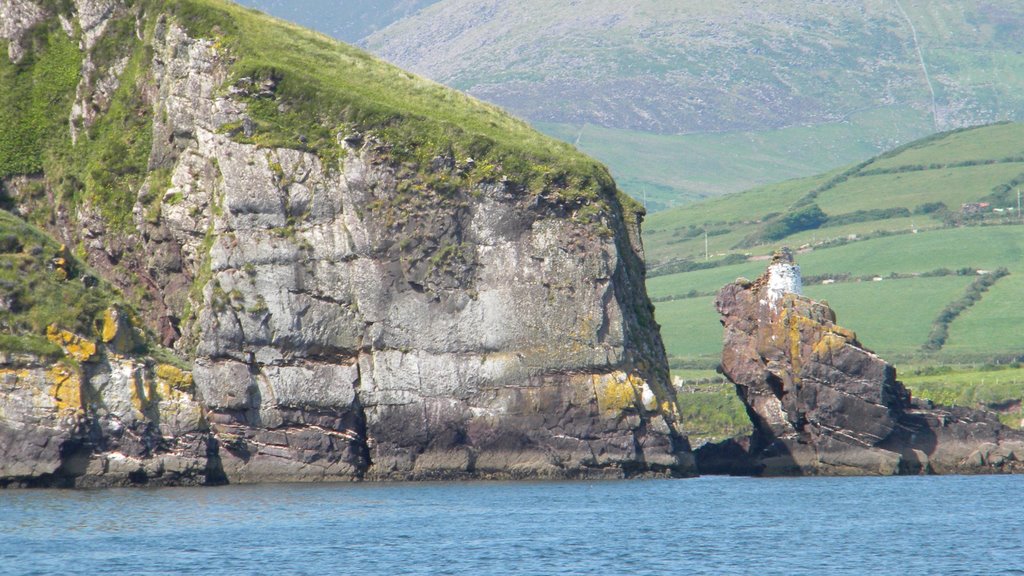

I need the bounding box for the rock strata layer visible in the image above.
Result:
[708,249,1024,475]
[0,0,694,486]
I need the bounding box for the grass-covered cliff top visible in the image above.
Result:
[177,0,622,198]
[1,0,641,234]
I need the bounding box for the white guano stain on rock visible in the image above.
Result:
[763,261,802,311]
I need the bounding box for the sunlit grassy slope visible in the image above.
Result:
[646,123,1024,372]
[535,108,933,211]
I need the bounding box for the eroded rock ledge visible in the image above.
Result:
[706,249,1024,476]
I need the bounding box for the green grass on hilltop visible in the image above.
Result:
[537,107,930,212]
[867,122,1024,171]
[815,163,1024,215]
[3,0,638,236]
[644,123,1024,267]
[642,171,837,266]
[168,0,623,206]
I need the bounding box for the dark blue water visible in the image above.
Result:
[1,475,1022,575]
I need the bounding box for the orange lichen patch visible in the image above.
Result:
[46,325,97,362]
[47,364,82,414]
[831,325,857,342]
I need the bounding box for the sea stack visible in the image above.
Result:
[710,249,1024,475]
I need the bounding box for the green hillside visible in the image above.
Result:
[647,122,1024,370]
[536,108,932,209]
[359,0,1024,209]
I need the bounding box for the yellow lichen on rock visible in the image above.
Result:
[51,244,71,282]
[47,364,83,414]
[155,364,194,395]
[813,332,848,358]
[101,306,140,353]
[46,325,97,362]
[592,372,638,412]
[101,307,120,343]
[591,371,682,418]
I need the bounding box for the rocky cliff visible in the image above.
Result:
[709,249,1024,475]
[0,0,694,486]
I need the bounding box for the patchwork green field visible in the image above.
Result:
[535,108,931,211]
[647,123,1024,428]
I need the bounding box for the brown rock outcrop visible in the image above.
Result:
[709,249,1024,475]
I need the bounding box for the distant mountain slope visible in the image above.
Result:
[643,122,1024,368]
[233,0,440,42]
[359,0,1024,208]
[366,0,1024,135]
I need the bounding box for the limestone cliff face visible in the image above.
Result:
[0,0,693,485]
[712,249,1024,475]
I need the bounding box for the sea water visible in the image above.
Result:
[1,475,1023,575]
